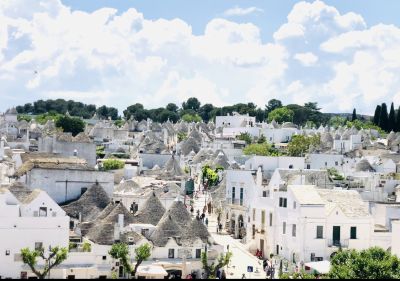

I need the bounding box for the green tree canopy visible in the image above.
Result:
[21,246,68,279]
[182,97,201,111]
[102,159,125,170]
[287,134,321,157]
[181,113,202,123]
[243,142,280,156]
[267,107,294,123]
[55,115,85,136]
[265,99,283,113]
[236,132,253,144]
[329,247,400,279]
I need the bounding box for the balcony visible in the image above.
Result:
[327,239,349,248]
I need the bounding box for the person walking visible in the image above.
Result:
[205,217,209,226]
[241,273,246,279]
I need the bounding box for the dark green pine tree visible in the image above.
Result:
[379,103,389,132]
[396,106,400,132]
[373,105,381,125]
[388,102,396,132]
[352,108,357,121]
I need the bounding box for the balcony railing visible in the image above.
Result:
[327,239,349,248]
[227,198,244,206]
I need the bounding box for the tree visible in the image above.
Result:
[243,143,280,156]
[287,134,321,157]
[373,105,381,125]
[265,99,282,113]
[109,243,132,277]
[237,132,252,145]
[199,103,215,122]
[389,102,396,132]
[329,247,400,279]
[257,134,266,144]
[55,116,85,136]
[182,97,201,112]
[21,246,68,279]
[201,250,233,278]
[109,243,152,279]
[181,113,202,123]
[102,159,125,170]
[379,103,389,131]
[352,108,357,121]
[328,116,346,129]
[396,106,400,132]
[166,103,179,113]
[267,107,294,123]
[304,102,321,111]
[131,243,152,277]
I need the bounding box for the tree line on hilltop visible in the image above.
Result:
[15,97,399,134]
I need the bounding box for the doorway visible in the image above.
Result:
[332,226,341,246]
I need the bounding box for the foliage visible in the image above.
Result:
[287,134,321,157]
[103,159,125,170]
[345,120,386,135]
[68,242,77,251]
[327,168,344,181]
[243,142,281,156]
[280,270,316,279]
[379,103,389,132]
[201,251,233,279]
[96,146,105,158]
[286,103,329,126]
[132,243,152,277]
[237,132,253,144]
[109,243,152,278]
[352,108,357,121]
[21,246,68,279]
[17,114,32,122]
[35,112,63,125]
[182,97,201,111]
[182,113,202,123]
[265,99,283,113]
[329,247,400,279]
[257,134,266,144]
[55,115,85,136]
[109,243,132,275]
[202,165,221,186]
[16,99,97,119]
[82,241,91,252]
[328,116,347,129]
[96,105,119,120]
[114,119,125,128]
[267,107,294,123]
[178,132,188,142]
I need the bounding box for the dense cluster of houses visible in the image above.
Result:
[2,108,400,278]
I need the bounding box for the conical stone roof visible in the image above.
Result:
[133,192,166,226]
[150,214,182,247]
[161,200,191,229]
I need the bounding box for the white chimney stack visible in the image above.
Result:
[118,214,124,229]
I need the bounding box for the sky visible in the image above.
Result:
[1,0,400,115]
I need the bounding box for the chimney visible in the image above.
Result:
[118,214,124,229]
[114,223,120,241]
[257,166,262,187]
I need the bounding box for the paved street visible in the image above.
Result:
[192,191,267,279]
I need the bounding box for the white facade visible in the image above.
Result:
[215,114,255,129]
[0,189,69,279]
[245,156,305,171]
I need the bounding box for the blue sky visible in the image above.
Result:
[1,0,400,115]
[61,0,400,41]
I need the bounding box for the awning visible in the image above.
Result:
[136,265,168,277]
[304,260,331,274]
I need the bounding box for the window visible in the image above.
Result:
[102,256,107,260]
[292,224,296,237]
[310,253,315,262]
[289,165,293,169]
[279,198,287,208]
[5,250,10,256]
[283,222,286,234]
[306,164,311,169]
[252,209,256,221]
[350,227,357,239]
[34,242,43,251]
[39,207,47,217]
[168,249,175,259]
[316,226,323,239]
[232,187,236,202]
[240,188,244,206]
[196,249,201,259]
[335,161,338,166]
[262,191,267,197]
[269,213,273,227]
[293,201,297,209]
[261,211,266,228]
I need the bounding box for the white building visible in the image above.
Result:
[0,187,69,279]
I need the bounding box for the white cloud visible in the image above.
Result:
[294,52,318,66]
[223,6,264,17]
[0,0,400,116]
